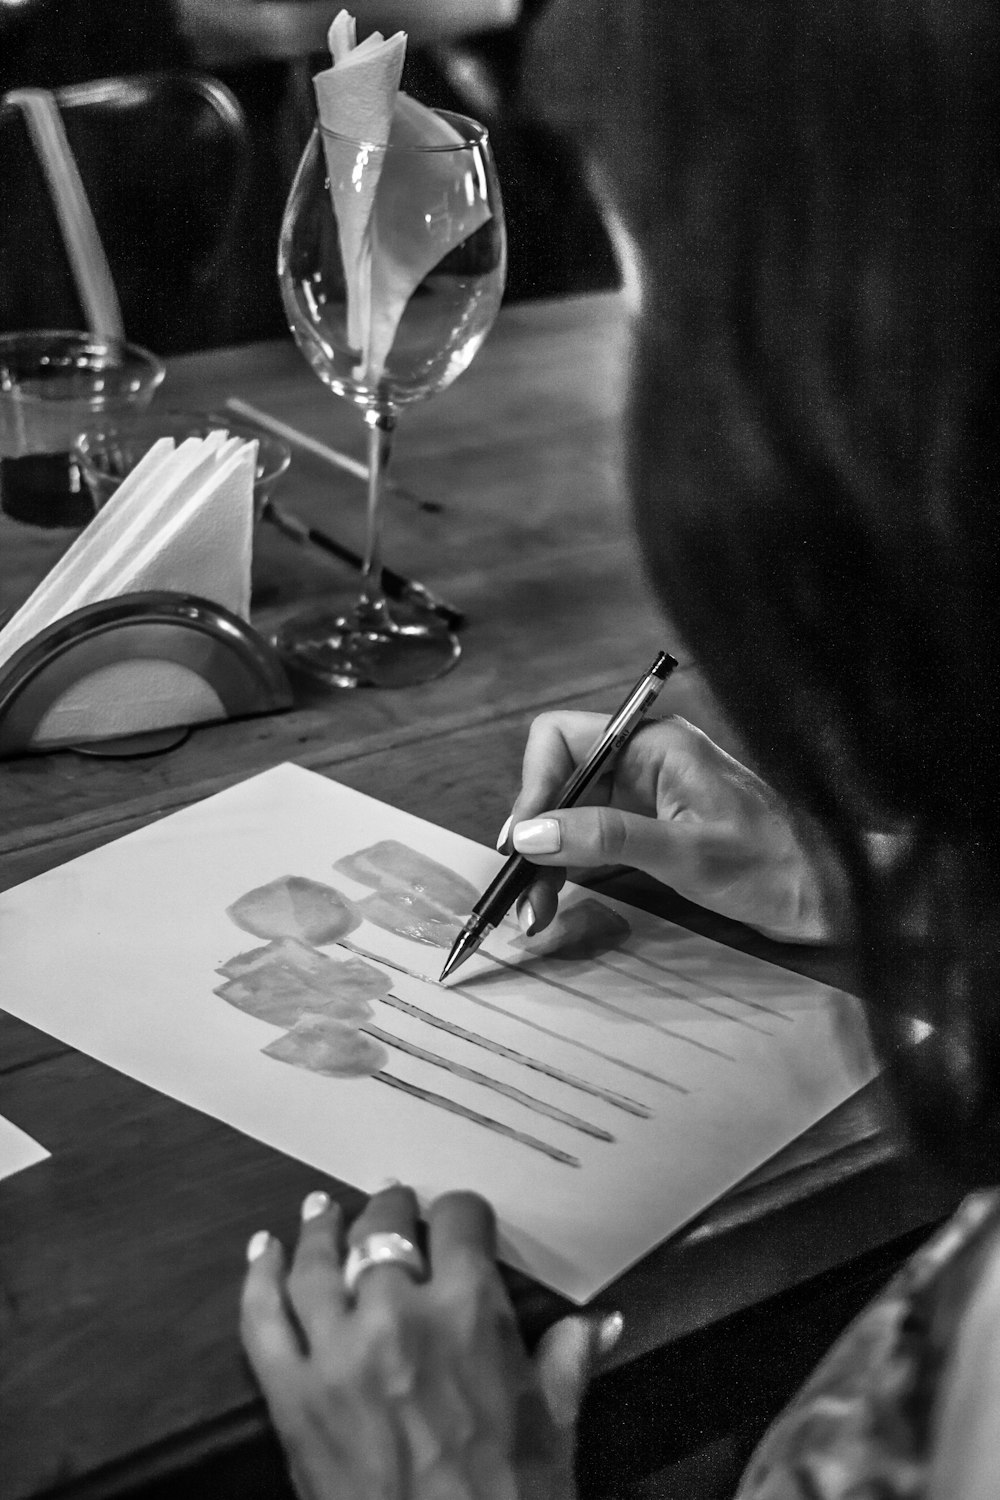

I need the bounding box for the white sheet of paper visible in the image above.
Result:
[0,1114,49,1182]
[0,764,876,1302]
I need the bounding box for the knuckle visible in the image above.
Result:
[293,1233,338,1273]
[686,832,744,894]
[528,709,566,739]
[650,713,706,766]
[315,1338,360,1393]
[288,1246,337,1299]
[285,1265,320,1310]
[434,1255,508,1330]
[240,1270,275,1323]
[522,712,561,768]
[291,1234,339,1292]
[267,1376,312,1440]
[595,805,630,863]
[357,1304,419,1394]
[522,712,595,783]
[655,711,697,743]
[273,1377,350,1450]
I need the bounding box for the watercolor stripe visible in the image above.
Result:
[614,946,794,1021]
[374,1072,580,1167]
[380,991,650,1117]
[341,940,689,1093]
[590,952,774,1033]
[485,952,737,1061]
[364,1023,614,1142]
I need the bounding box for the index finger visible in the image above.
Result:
[511,711,613,827]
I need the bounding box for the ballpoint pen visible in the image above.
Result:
[439,650,679,981]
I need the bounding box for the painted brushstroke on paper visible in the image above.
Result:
[217,873,631,1164]
[0,763,877,1302]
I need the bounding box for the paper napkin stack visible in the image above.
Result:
[0,431,257,745]
[313,10,492,382]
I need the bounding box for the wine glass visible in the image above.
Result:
[275,111,506,688]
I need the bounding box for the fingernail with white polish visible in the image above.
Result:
[495,814,513,852]
[518,898,537,936]
[246,1230,271,1263]
[301,1190,330,1222]
[512,817,561,855]
[597,1311,624,1355]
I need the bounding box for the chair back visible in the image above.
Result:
[0,71,250,354]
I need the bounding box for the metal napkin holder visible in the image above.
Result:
[0,591,293,758]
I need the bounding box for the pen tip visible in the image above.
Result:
[439,945,465,982]
[438,949,456,982]
[440,928,477,982]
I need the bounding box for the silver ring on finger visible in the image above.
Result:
[342,1232,426,1299]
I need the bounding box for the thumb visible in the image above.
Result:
[513,805,677,878]
[533,1312,623,1430]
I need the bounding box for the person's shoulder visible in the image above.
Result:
[734,1190,1000,1499]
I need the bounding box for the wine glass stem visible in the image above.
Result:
[358,405,396,629]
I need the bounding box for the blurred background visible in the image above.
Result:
[0,0,620,353]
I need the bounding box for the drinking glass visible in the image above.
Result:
[75,409,291,519]
[276,112,506,688]
[0,331,164,529]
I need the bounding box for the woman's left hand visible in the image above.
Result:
[241,1184,607,1500]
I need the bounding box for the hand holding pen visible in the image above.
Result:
[452,680,841,951]
[440,653,678,979]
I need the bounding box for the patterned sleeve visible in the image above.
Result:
[734,1189,1000,1500]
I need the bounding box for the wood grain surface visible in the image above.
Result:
[0,294,960,1499]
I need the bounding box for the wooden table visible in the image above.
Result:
[0,294,960,1500]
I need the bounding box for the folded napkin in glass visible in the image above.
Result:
[312,9,492,383]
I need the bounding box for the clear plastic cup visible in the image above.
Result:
[75,409,291,522]
[0,330,165,528]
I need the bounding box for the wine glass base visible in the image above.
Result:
[273,603,460,689]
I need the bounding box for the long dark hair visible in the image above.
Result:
[530,0,1000,1178]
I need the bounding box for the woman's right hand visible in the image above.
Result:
[500,713,844,944]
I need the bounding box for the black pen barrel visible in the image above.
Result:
[472,852,536,929]
[446,652,678,974]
